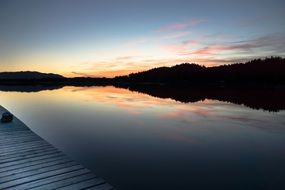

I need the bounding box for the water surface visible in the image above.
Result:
[0,86,284,190]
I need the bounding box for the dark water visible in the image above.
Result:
[0,86,285,190]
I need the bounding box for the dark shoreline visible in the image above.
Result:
[1,57,285,111]
[1,82,285,112]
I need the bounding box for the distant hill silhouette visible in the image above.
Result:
[0,71,114,86]
[115,57,285,85]
[0,71,63,80]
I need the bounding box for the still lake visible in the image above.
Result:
[0,86,285,190]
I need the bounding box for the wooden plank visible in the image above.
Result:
[1,141,50,152]
[24,173,98,190]
[0,142,47,152]
[1,142,51,155]
[0,135,39,144]
[0,149,60,164]
[86,183,115,190]
[0,155,68,173]
[56,178,106,190]
[0,132,39,140]
[0,152,64,168]
[0,128,28,132]
[0,158,72,178]
[0,137,43,147]
[0,145,55,159]
[0,139,48,150]
[0,147,57,162]
[0,165,84,189]
[0,136,39,144]
[8,168,92,190]
[0,129,28,134]
[0,161,78,183]
[0,131,33,139]
[0,126,29,131]
[0,125,28,129]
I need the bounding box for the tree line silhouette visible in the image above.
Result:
[115,57,285,85]
[1,57,284,86]
[1,57,285,112]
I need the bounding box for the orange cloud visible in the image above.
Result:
[66,33,285,78]
[189,46,223,55]
[67,86,178,115]
[71,68,141,78]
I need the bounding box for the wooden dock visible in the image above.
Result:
[0,106,114,190]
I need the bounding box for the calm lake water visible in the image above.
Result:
[0,86,285,190]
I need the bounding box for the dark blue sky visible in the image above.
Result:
[1,0,284,76]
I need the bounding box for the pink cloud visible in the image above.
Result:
[156,19,205,32]
[161,33,285,58]
[161,39,200,54]
[189,46,224,55]
[182,39,199,46]
[180,44,245,56]
[71,71,96,77]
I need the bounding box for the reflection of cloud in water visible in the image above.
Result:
[62,86,285,137]
[1,85,284,145]
[70,86,178,115]
[161,100,285,134]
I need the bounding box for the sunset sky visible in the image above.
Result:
[0,0,285,77]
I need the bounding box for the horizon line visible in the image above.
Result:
[0,56,283,78]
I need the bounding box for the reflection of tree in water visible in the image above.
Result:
[125,85,285,112]
[0,85,64,92]
[1,84,284,112]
